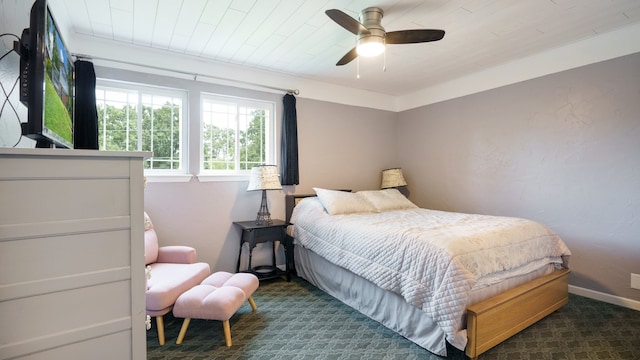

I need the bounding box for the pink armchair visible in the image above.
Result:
[144,212,210,345]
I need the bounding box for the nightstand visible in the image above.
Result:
[233,220,291,281]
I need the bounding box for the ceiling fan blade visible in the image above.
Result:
[326,9,368,35]
[336,48,358,66]
[385,29,445,44]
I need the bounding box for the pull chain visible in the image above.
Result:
[383,39,387,72]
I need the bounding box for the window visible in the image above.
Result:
[200,93,275,177]
[95,80,188,174]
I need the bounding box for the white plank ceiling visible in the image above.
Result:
[53,0,640,96]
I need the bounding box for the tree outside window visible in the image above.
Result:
[201,94,275,175]
[94,81,273,179]
[95,81,187,173]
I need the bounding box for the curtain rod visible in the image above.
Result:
[73,53,300,96]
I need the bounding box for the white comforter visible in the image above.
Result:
[290,198,571,347]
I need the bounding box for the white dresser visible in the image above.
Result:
[0,148,149,360]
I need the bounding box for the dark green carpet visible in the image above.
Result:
[147,276,640,360]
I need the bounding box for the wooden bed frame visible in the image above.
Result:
[465,268,569,359]
[285,194,569,360]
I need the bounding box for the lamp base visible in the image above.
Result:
[255,190,272,226]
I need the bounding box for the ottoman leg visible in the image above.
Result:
[156,316,165,346]
[223,320,232,347]
[176,318,191,344]
[248,296,257,312]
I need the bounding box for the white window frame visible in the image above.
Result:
[95,79,189,180]
[198,93,276,182]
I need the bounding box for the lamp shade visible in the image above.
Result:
[247,165,282,191]
[381,168,407,189]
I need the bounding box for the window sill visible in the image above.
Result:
[196,174,250,182]
[144,174,193,183]
[144,173,252,183]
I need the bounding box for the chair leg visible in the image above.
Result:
[222,320,232,347]
[176,318,191,344]
[248,296,257,312]
[156,316,165,346]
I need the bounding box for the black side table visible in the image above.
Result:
[233,220,291,281]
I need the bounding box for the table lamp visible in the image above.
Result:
[247,165,282,225]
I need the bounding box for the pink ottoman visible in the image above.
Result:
[173,271,259,347]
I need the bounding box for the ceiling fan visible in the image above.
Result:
[326,7,445,66]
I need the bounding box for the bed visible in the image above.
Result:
[285,188,571,360]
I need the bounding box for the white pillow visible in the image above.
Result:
[313,188,376,215]
[358,189,418,212]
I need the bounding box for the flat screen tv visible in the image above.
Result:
[15,0,74,148]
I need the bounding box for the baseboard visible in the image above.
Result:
[569,285,640,311]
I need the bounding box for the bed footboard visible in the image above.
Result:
[465,268,570,360]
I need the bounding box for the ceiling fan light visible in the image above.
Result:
[356,37,385,57]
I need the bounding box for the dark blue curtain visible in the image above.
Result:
[280,93,299,185]
[73,60,98,149]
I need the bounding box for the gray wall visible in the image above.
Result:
[97,67,398,273]
[397,53,640,301]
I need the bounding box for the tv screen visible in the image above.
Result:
[18,0,74,148]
